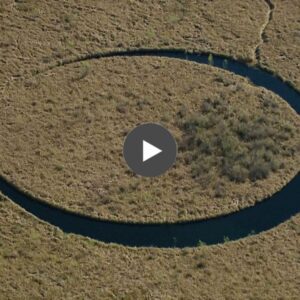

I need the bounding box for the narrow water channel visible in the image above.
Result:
[1,50,299,248]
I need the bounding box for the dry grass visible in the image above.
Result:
[259,0,300,89]
[1,57,299,223]
[0,1,299,298]
[179,94,298,185]
[0,196,299,299]
[0,0,267,85]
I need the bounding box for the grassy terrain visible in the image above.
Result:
[0,0,267,88]
[0,195,299,299]
[0,1,299,299]
[259,0,300,89]
[179,94,298,187]
[1,57,298,222]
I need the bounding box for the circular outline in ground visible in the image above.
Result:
[0,49,299,248]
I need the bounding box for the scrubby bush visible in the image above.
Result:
[201,100,213,113]
[178,96,297,184]
[261,96,279,109]
[249,161,271,181]
[224,164,248,183]
[191,157,213,178]
[214,181,226,198]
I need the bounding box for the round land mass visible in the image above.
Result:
[0,56,299,223]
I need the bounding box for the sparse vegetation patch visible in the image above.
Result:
[179,95,298,184]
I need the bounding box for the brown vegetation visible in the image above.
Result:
[0,0,267,88]
[0,1,299,298]
[259,0,300,89]
[0,196,299,299]
[1,57,298,223]
[179,94,297,185]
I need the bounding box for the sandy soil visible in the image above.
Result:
[1,57,299,222]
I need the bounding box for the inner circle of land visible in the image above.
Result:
[1,55,299,223]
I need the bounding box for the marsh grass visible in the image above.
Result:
[223,236,230,243]
[197,240,207,247]
[2,55,298,223]
[208,53,214,65]
[1,198,299,299]
[179,96,297,184]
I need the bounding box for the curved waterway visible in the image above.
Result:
[1,49,299,248]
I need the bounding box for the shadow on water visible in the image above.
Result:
[1,50,299,248]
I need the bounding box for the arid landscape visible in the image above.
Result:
[0,0,299,299]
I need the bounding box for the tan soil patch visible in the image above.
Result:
[0,196,299,299]
[1,56,299,222]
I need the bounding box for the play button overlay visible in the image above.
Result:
[123,123,177,177]
[143,140,162,162]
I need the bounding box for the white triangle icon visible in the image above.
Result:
[143,140,162,162]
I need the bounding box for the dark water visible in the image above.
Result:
[1,50,299,248]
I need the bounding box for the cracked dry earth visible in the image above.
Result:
[0,0,299,299]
